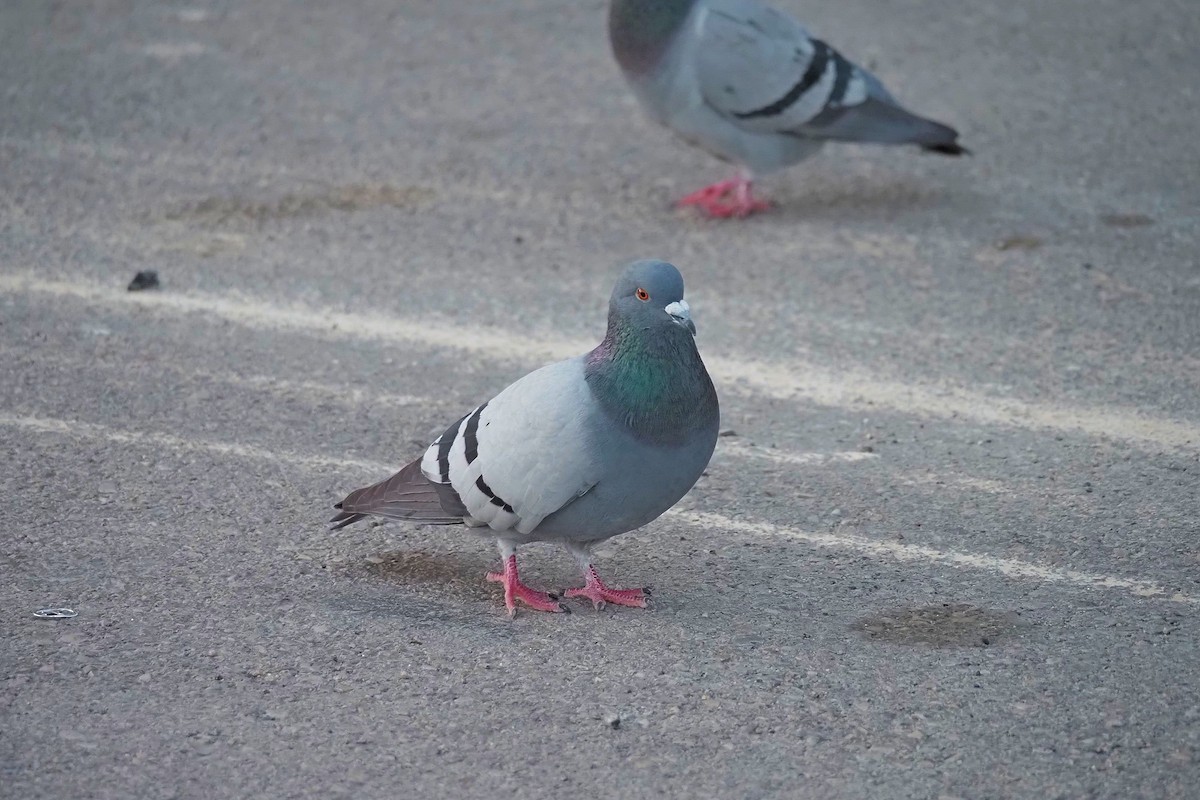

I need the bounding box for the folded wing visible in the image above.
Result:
[697,0,964,152]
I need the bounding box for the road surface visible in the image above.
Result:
[2,0,1198,797]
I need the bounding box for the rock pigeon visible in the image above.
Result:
[331,260,720,615]
[608,0,967,217]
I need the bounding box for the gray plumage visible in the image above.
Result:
[331,260,719,613]
[608,0,966,213]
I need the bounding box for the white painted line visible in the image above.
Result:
[4,411,1194,605]
[892,472,1014,495]
[4,345,1015,494]
[714,443,1015,495]
[228,376,425,409]
[717,440,879,466]
[719,358,1199,454]
[2,273,1196,450]
[715,443,1017,495]
[669,510,1198,606]
[0,413,394,475]
[0,345,426,410]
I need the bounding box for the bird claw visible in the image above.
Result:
[564,580,650,610]
[677,178,769,218]
[504,601,571,618]
[486,562,570,615]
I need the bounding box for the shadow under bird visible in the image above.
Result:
[331,260,720,616]
[608,0,968,217]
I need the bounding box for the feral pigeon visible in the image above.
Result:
[331,260,719,615]
[608,0,967,217]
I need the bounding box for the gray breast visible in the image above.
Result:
[529,413,717,543]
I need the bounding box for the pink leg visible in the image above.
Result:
[565,564,650,610]
[486,554,569,616]
[677,178,740,208]
[676,174,770,218]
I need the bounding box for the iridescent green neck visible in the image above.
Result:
[585,311,717,445]
[608,0,697,75]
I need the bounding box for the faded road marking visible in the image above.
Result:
[3,411,1193,605]
[0,412,391,475]
[2,273,1195,450]
[5,345,1001,491]
[0,344,426,411]
[674,511,1196,605]
[717,440,879,466]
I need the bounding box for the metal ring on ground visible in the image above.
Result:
[33,608,78,619]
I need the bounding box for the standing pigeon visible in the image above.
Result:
[608,0,967,217]
[331,260,719,616]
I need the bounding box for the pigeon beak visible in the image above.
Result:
[664,300,696,335]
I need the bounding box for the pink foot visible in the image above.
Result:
[565,565,651,610]
[677,176,770,218]
[486,555,569,616]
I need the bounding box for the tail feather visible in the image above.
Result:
[329,509,369,531]
[921,141,970,156]
[329,457,464,529]
[802,96,966,153]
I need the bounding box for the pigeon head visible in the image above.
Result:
[588,259,717,445]
[608,259,696,337]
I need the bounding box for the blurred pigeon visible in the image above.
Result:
[608,0,967,217]
[331,260,719,615]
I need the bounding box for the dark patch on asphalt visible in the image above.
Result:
[324,590,482,625]
[363,550,495,603]
[163,183,435,225]
[1100,213,1154,228]
[852,603,1021,647]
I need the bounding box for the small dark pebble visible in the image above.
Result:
[718,429,738,437]
[1082,263,1093,270]
[859,445,874,453]
[128,270,160,291]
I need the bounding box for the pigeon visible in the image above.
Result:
[331,260,719,616]
[608,0,967,217]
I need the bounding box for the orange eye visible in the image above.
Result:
[635,287,650,301]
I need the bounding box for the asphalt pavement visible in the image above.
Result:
[2,1,1198,798]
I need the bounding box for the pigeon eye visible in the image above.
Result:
[635,288,650,301]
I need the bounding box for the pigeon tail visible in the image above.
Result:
[329,457,464,529]
[329,508,368,531]
[921,141,970,156]
[803,97,965,150]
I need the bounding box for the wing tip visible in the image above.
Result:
[921,141,971,157]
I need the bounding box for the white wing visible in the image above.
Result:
[419,357,601,536]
